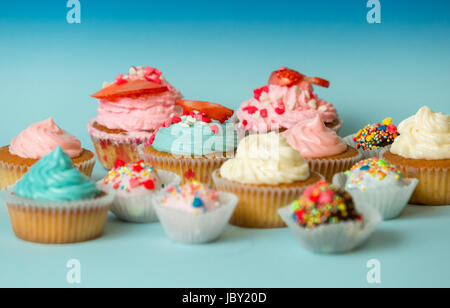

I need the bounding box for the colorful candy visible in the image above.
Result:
[353,118,398,150]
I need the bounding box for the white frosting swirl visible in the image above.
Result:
[390,106,450,160]
[220,132,310,185]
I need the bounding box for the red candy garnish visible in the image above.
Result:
[202,116,212,123]
[184,169,196,180]
[172,116,182,124]
[132,161,144,173]
[176,100,234,123]
[142,179,155,190]
[115,74,128,85]
[275,105,285,115]
[92,79,168,99]
[268,67,330,88]
[242,120,248,127]
[253,85,269,101]
[114,159,126,169]
[260,109,268,118]
[243,106,258,115]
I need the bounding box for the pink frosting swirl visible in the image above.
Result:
[9,118,83,159]
[236,82,337,133]
[283,115,346,158]
[95,90,182,132]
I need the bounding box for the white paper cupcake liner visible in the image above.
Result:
[138,144,234,187]
[278,201,381,254]
[98,170,181,223]
[1,188,114,244]
[212,170,324,228]
[155,192,238,244]
[332,172,419,220]
[343,133,390,159]
[306,149,362,182]
[380,147,449,205]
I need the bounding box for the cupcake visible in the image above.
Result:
[381,106,449,205]
[98,159,180,223]
[213,132,323,228]
[0,118,95,189]
[333,158,418,220]
[235,67,342,136]
[139,100,237,186]
[278,181,381,254]
[154,181,238,244]
[87,66,183,170]
[1,147,113,244]
[283,115,361,182]
[343,118,399,159]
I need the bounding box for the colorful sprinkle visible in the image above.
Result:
[353,118,398,150]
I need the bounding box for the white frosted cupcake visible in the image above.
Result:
[213,132,323,228]
[98,159,180,223]
[155,181,238,244]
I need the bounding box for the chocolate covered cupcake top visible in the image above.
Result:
[353,118,398,150]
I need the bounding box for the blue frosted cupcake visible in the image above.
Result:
[1,147,114,244]
[139,104,237,186]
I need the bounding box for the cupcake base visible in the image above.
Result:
[0,146,96,189]
[381,150,450,205]
[213,170,323,229]
[87,120,152,170]
[306,146,362,182]
[2,190,113,244]
[139,145,235,187]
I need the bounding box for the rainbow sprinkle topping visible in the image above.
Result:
[103,160,159,192]
[291,181,362,229]
[345,157,403,186]
[163,181,220,215]
[353,118,398,150]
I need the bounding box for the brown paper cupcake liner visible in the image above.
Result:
[212,170,324,228]
[1,189,114,244]
[381,148,450,205]
[0,155,96,189]
[306,151,362,182]
[139,145,234,187]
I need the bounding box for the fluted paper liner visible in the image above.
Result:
[306,151,362,182]
[138,145,234,187]
[380,148,449,205]
[99,170,181,223]
[332,172,418,220]
[1,188,114,244]
[343,133,388,160]
[278,202,381,254]
[0,155,96,189]
[213,170,324,228]
[155,192,238,244]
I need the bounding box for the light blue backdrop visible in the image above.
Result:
[0,0,449,288]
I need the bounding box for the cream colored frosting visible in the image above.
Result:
[390,106,450,160]
[220,132,310,185]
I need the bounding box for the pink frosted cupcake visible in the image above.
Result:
[235,67,342,136]
[87,66,183,170]
[0,118,95,188]
[283,116,361,182]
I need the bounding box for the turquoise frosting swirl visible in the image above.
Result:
[152,116,237,156]
[14,147,100,201]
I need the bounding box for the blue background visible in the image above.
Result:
[0,0,449,288]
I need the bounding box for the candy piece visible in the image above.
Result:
[253,85,269,101]
[184,169,196,180]
[92,79,169,99]
[115,159,126,169]
[142,179,155,190]
[268,67,330,88]
[192,197,204,208]
[176,100,234,123]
